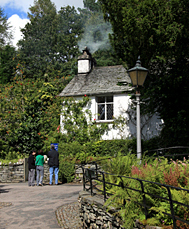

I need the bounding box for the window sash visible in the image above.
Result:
[97,96,113,121]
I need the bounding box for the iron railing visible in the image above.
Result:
[147,146,189,160]
[82,160,189,229]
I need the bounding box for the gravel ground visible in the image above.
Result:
[0,202,12,209]
[56,202,82,229]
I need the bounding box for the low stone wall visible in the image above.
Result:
[74,164,99,183]
[78,191,125,229]
[0,160,25,183]
[0,159,84,184]
[0,159,50,183]
[78,191,162,229]
[43,163,50,183]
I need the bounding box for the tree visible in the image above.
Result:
[17,0,84,80]
[55,5,84,76]
[0,9,15,84]
[99,0,189,146]
[0,8,12,47]
[0,63,70,155]
[17,0,58,79]
[83,0,102,12]
[0,45,17,84]
[78,0,122,66]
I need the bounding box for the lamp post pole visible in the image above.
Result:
[127,56,148,160]
[136,92,142,160]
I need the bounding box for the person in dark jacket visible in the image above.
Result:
[28,149,36,186]
[47,145,59,185]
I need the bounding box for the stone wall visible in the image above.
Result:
[0,160,25,183]
[0,159,50,183]
[0,159,83,184]
[78,191,125,229]
[78,191,162,229]
[43,163,50,183]
[74,164,99,183]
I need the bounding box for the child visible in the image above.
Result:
[28,149,36,186]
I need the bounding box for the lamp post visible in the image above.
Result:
[128,56,148,160]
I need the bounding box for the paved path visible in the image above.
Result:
[0,183,83,229]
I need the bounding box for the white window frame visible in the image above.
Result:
[95,95,114,122]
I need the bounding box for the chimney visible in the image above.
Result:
[78,47,95,74]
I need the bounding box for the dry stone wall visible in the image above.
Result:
[78,191,125,229]
[0,159,50,183]
[0,161,25,183]
[78,191,162,229]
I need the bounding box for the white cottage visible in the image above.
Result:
[59,47,162,140]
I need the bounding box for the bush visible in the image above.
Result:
[59,157,75,183]
[0,151,23,160]
[58,138,137,159]
[58,141,83,158]
[104,155,189,228]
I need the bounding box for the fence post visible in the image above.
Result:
[95,162,98,179]
[166,186,177,229]
[102,172,106,201]
[24,158,28,182]
[89,169,93,196]
[137,179,148,220]
[120,177,126,206]
[82,166,86,191]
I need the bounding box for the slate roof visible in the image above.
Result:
[59,65,132,97]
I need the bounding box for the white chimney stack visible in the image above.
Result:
[78,47,93,74]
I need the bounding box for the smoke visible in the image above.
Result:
[78,21,113,54]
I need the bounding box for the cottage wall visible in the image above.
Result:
[61,94,162,141]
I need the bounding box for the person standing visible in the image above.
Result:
[47,145,59,185]
[35,150,44,186]
[28,149,36,187]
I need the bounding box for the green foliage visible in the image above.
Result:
[57,139,136,162]
[0,8,12,47]
[59,157,75,183]
[78,10,112,54]
[84,0,102,12]
[58,141,83,158]
[2,76,134,159]
[150,188,189,226]
[17,1,83,80]
[86,139,136,157]
[102,152,138,176]
[0,71,68,156]
[93,49,123,66]
[103,154,144,228]
[0,45,17,84]
[60,96,109,144]
[0,151,23,161]
[103,155,189,227]
[99,0,189,146]
[78,1,122,66]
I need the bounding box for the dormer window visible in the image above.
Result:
[96,96,113,121]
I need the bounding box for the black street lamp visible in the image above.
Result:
[128,56,148,160]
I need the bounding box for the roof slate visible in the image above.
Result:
[59,65,132,97]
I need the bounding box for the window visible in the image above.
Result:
[97,96,113,121]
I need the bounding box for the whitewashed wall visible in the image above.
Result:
[60,94,163,140]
